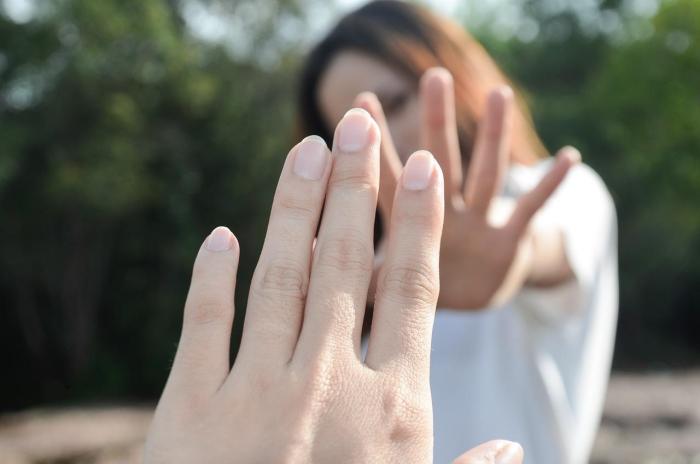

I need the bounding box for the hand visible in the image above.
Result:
[453,440,524,464]
[357,68,579,309]
[144,108,520,463]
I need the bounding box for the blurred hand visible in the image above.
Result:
[358,67,579,309]
[144,108,521,462]
[452,440,524,464]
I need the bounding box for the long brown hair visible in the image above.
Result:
[297,0,548,165]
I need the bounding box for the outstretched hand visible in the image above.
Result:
[358,68,579,309]
[144,108,523,463]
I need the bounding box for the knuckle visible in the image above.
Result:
[483,116,504,140]
[317,234,373,274]
[381,380,432,444]
[393,208,439,229]
[246,370,277,397]
[379,263,439,307]
[253,259,308,303]
[186,300,230,326]
[329,162,375,193]
[274,190,316,221]
[485,124,502,141]
[296,354,345,409]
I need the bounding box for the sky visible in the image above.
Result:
[2,0,33,23]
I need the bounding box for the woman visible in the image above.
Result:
[297,2,618,463]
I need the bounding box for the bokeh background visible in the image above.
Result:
[0,0,699,462]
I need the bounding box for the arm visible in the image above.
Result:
[485,224,572,308]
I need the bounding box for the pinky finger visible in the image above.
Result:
[507,147,580,234]
[452,440,523,464]
[166,227,240,401]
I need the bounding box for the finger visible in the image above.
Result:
[507,146,580,235]
[355,92,402,227]
[366,239,388,306]
[365,151,444,379]
[235,136,331,368]
[452,440,524,464]
[464,87,514,217]
[420,67,463,202]
[166,227,240,399]
[293,108,380,363]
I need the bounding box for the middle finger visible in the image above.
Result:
[420,67,463,204]
[463,87,514,217]
[293,108,381,363]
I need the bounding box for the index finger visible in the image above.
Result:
[421,67,463,202]
[355,92,402,226]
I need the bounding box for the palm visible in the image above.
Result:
[358,68,576,309]
[439,212,517,307]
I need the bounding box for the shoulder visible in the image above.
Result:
[557,162,617,230]
[560,162,613,203]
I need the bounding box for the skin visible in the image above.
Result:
[144,110,524,463]
[319,51,578,310]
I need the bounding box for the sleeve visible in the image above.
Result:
[512,162,618,324]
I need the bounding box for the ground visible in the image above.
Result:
[1,371,699,463]
[590,371,700,464]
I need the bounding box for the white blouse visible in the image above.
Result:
[430,160,618,464]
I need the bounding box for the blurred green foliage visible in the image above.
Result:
[485,0,700,365]
[586,1,700,363]
[0,0,304,408]
[1,0,698,410]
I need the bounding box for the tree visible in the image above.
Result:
[475,0,700,367]
[0,0,305,409]
[583,0,700,365]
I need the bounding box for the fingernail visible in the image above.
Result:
[294,136,328,180]
[562,146,582,164]
[403,150,435,191]
[355,91,378,109]
[488,86,513,114]
[338,108,372,152]
[205,226,233,252]
[425,67,453,87]
[496,442,523,464]
[496,85,514,100]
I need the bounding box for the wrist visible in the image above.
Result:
[521,227,538,285]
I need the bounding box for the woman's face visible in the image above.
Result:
[318,51,420,163]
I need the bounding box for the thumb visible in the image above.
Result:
[507,146,579,235]
[452,440,523,464]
